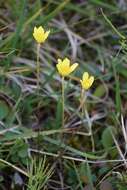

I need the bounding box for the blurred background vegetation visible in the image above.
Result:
[1,0,127,189]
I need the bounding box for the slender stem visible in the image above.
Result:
[91,131,95,152]
[36,43,41,161]
[59,76,65,148]
[62,76,65,129]
[81,88,84,116]
[0,158,28,177]
[59,76,65,186]
[80,88,95,152]
[37,43,41,89]
[29,148,127,164]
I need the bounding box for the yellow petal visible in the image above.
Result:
[33,32,44,43]
[37,26,44,34]
[83,72,89,81]
[56,63,69,76]
[81,77,94,90]
[57,58,62,64]
[56,58,78,76]
[56,63,70,76]
[33,26,50,43]
[62,58,70,67]
[82,80,90,90]
[70,63,78,73]
[80,79,90,90]
[80,80,83,87]
[89,76,94,86]
[56,63,62,74]
[44,30,50,41]
[34,26,37,33]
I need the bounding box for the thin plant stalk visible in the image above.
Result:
[81,88,84,115]
[59,76,65,143]
[58,77,65,188]
[80,89,95,152]
[0,158,28,177]
[36,43,41,89]
[62,76,65,130]
[36,43,41,161]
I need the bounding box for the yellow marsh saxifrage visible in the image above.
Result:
[56,58,78,76]
[80,72,94,90]
[33,26,50,44]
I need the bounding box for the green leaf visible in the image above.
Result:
[101,127,115,150]
[18,145,28,158]
[11,82,21,99]
[94,84,106,98]
[0,100,9,120]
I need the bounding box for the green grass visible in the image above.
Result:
[0,0,127,189]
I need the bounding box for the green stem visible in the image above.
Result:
[81,88,84,115]
[36,43,41,161]
[91,131,95,152]
[80,89,95,152]
[37,43,41,89]
[62,76,65,129]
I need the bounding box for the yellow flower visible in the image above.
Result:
[80,72,94,90]
[56,58,78,77]
[33,26,50,43]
